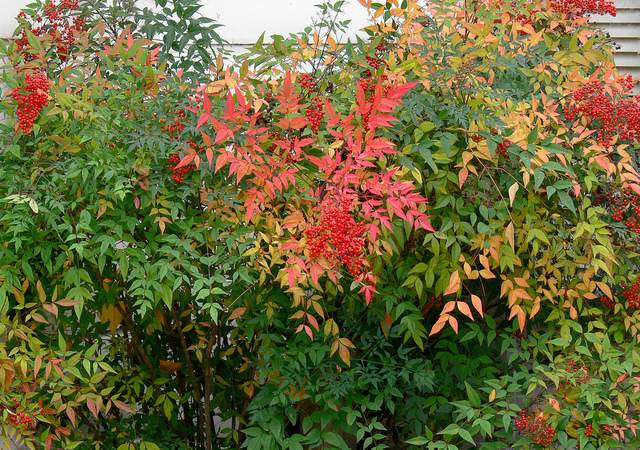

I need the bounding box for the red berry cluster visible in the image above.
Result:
[358,70,375,93]
[167,153,190,183]
[366,43,387,71]
[1,401,36,432]
[605,189,640,234]
[565,77,640,147]
[305,200,367,277]
[585,423,593,437]
[566,359,590,383]
[16,0,84,62]
[622,278,640,310]
[297,74,324,133]
[359,69,391,92]
[497,139,511,158]
[306,96,324,133]
[9,410,36,430]
[297,73,317,91]
[167,141,201,183]
[161,109,186,140]
[514,410,557,447]
[599,295,615,310]
[358,44,389,94]
[550,0,616,17]
[12,69,50,133]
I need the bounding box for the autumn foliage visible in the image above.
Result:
[1,0,640,449]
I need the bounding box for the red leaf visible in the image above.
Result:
[87,398,99,419]
[386,81,418,99]
[214,150,230,173]
[307,313,319,331]
[201,131,212,147]
[174,152,195,169]
[215,126,233,144]
[310,263,322,287]
[304,325,313,339]
[56,298,81,307]
[205,147,214,168]
[197,113,209,129]
[203,92,211,113]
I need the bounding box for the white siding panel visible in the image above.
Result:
[598,23,640,38]
[614,37,640,53]
[614,53,640,67]
[617,0,640,9]
[591,10,640,24]
[0,0,369,40]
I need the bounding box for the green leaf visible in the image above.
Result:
[406,436,430,445]
[438,424,460,436]
[458,429,475,445]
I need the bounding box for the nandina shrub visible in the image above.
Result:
[2,0,640,449]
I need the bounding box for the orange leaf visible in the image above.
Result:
[471,295,484,318]
[307,313,319,331]
[429,316,448,336]
[505,221,515,251]
[66,406,76,427]
[458,168,469,188]
[444,270,460,296]
[596,282,613,299]
[338,344,351,366]
[33,356,42,380]
[516,307,526,332]
[448,316,459,334]
[42,303,58,317]
[228,307,246,322]
[340,337,355,349]
[159,360,183,373]
[31,313,48,324]
[457,302,474,321]
[56,298,81,307]
[36,280,46,302]
[112,399,135,414]
[508,182,519,207]
[441,301,456,315]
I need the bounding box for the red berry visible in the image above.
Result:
[305,198,367,277]
[305,96,324,133]
[550,0,616,17]
[623,278,640,310]
[12,69,50,133]
[297,73,317,92]
[585,423,593,437]
[515,410,556,447]
[565,76,638,147]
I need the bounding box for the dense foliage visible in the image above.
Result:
[1,0,640,449]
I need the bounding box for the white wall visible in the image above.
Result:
[0,0,370,42]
